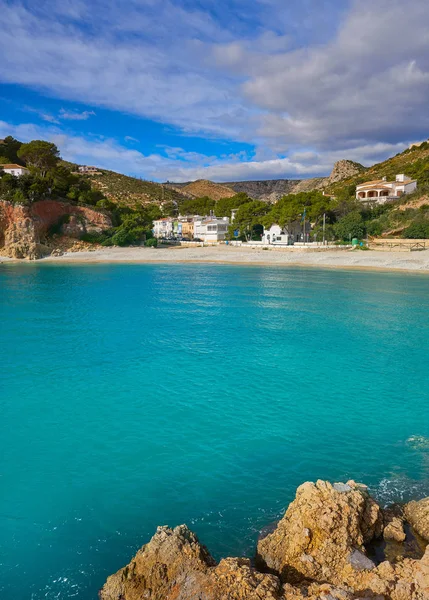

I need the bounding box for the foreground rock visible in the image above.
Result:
[100,525,281,600]
[100,480,429,600]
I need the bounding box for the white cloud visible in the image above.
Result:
[59,109,96,121]
[0,120,408,183]
[1,0,428,181]
[242,0,429,147]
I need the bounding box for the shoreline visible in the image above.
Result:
[2,245,429,273]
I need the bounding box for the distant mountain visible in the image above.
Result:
[222,179,300,202]
[165,160,366,203]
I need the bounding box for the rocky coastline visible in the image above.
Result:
[100,480,429,600]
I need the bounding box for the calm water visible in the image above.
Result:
[1,263,429,599]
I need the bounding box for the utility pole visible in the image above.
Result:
[322,213,326,246]
[303,207,306,245]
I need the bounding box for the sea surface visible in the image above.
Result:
[1,263,429,599]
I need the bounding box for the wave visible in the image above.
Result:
[371,474,429,506]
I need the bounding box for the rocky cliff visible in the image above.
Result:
[0,200,112,259]
[100,479,429,600]
[326,160,365,185]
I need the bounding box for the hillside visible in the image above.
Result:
[86,169,189,207]
[179,179,237,200]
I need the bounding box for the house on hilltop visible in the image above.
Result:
[356,174,417,204]
[78,165,99,175]
[0,163,30,177]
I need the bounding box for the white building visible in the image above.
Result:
[78,165,99,174]
[153,218,174,239]
[262,222,310,245]
[0,163,30,177]
[356,174,417,203]
[194,216,230,242]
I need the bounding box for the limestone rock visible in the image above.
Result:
[100,481,429,600]
[99,524,282,600]
[383,507,406,543]
[327,160,365,185]
[2,212,50,259]
[256,480,383,585]
[405,497,429,542]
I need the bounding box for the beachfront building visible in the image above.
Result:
[153,217,174,239]
[0,164,30,177]
[194,216,230,242]
[356,174,417,203]
[179,217,195,239]
[262,222,310,245]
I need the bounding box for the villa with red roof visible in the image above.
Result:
[0,164,30,177]
[356,174,417,204]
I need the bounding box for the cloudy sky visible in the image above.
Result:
[1,0,428,182]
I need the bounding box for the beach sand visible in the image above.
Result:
[2,245,429,272]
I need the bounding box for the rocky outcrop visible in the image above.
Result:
[0,202,49,259]
[326,160,365,185]
[405,498,429,542]
[257,480,383,585]
[383,506,406,543]
[100,480,429,600]
[100,525,281,600]
[0,200,111,259]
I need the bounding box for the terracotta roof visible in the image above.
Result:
[356,180,389,188]
[0,163,28,170]
[359,185,392,191]
[357,178,415,189]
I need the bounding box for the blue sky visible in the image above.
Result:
[0,0,428,182]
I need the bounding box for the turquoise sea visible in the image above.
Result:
[1,263,429,599]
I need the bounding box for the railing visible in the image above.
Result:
[368,241,427,251]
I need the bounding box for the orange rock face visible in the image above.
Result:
[0,200,111,259]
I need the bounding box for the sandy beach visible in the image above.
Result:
[2,244,429,272]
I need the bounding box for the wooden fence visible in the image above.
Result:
[368,239,427,251]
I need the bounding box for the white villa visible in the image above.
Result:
[194,216,230,242]
[153,218,174,239]
[356,174,417,203]
[262,222,310,245]
[0,163,30,177]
